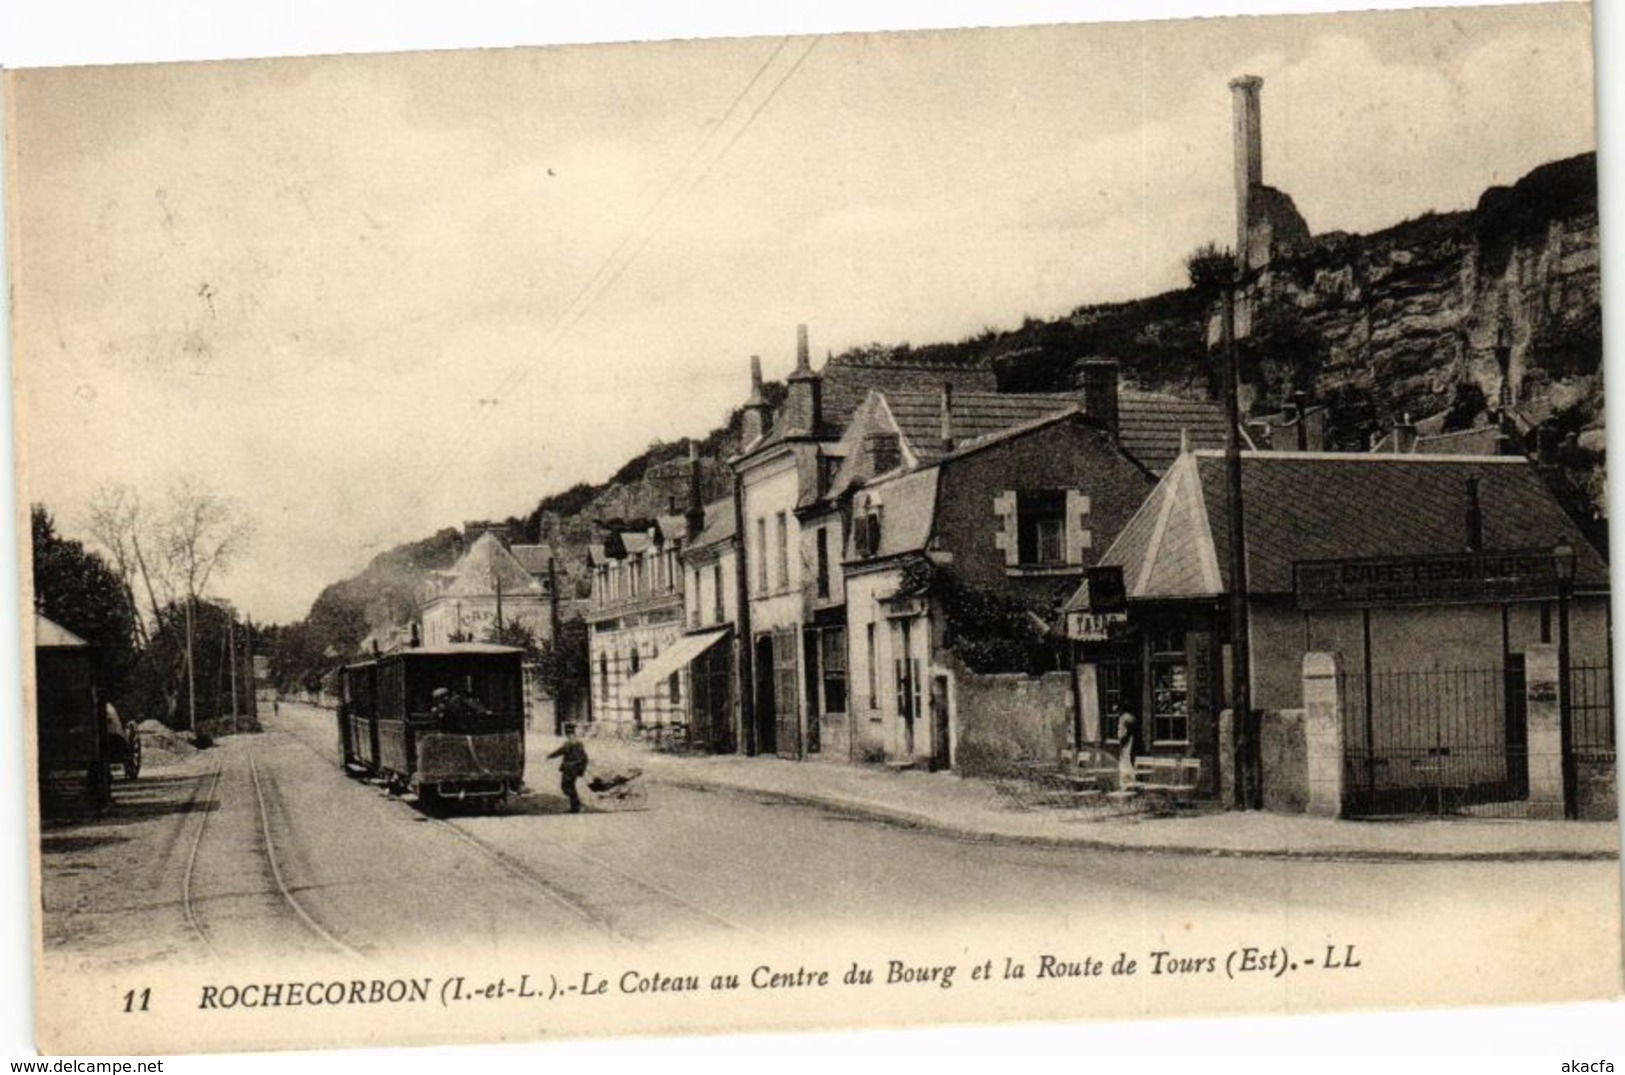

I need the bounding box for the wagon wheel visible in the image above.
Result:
[123,734,142,780]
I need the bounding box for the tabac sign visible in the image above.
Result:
[1294,548,1563,610]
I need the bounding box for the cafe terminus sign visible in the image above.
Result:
[1293,548,1564,611]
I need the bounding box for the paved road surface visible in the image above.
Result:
[39,702,1622,994]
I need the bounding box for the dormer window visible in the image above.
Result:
[866,431,901,474]
[853,504,884,559]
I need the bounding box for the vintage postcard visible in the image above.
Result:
[6,0,1621,1059]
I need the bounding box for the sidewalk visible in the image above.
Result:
[527,730,1621,862]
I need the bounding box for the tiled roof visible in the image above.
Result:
[690,498,737,550]
[821,361,997,433]
[846,467,940,563]
[439,531,546,597]
[509,544,556,575]
[1095,451,1609,601]
[741,362,999,458]
[881,388,1225,475]
[1411,426,1509,456]
[882,390,1078,465]
[1117,391,1229,474]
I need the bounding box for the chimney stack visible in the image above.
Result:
[741,355,772,445]
[784,323,823,435]
[685,442,705,540]
[1391,414,1417,454]
[1078,359,1121,437]
[939,382,955,453]
[1230,75,1264,269]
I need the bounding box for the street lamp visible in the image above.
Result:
[1552,541,1576,819]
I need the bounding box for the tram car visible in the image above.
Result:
[336,644,526,808]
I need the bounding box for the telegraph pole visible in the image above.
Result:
[1222,280,1255,810]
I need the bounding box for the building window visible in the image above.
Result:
[866,623,878,710]
[821,628,847,714]
[712,561,725,623]
[853,505,883,559]
[629,648,641,674]
[756,518,768,593]
[668,672,681,706]
[599,652,609,702]
[1149,629,1189,744]
[775,511,789,589]
[893,619,921,730]
[866,431,901,474]
[816,526,831,598]
[1017,490,1067,565]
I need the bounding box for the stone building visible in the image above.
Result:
[841,409,1158,769]
[419,527,556,648]
[1065,448,1611,804]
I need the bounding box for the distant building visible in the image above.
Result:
[586,446,709,735]
[419,529,555,648]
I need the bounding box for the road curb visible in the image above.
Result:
[656,776,1622,863]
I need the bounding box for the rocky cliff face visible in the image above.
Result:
[1236,153,1600,442]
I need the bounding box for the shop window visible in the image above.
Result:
[1149,629,1189,744]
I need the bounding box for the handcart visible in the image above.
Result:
[586,767,648,811]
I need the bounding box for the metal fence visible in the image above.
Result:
[1340,665,1531,818]
[1569,662,1615,764]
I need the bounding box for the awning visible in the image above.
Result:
[622,627,730,698]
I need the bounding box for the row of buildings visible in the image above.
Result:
[579,324,1608,788]
[406,75,1611,816]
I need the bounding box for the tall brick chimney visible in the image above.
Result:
[1078,359,1121,437]
[741,355,772,445]
[1230,75,1263,267]
[783,324,823,435]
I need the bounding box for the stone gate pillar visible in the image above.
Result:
[1302,652,1343,817]
[1524,643,1564,820]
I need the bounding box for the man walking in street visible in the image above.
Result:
[547,723,590,813]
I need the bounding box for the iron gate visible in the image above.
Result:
[1340,664,1529,817]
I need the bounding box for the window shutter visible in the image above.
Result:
[1064,490,1093,564]
[992,491,1019,565]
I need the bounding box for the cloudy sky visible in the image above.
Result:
[6,2,1597,622]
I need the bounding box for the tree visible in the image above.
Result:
[150,478,255,730]
[31,505,139,704]
[485,620,540,655]
[538,615,590,713]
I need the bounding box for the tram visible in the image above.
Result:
[337,644,526,809]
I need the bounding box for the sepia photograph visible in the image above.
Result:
[4,0,1621,1060]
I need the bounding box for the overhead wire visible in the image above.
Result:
[364,34,822,552]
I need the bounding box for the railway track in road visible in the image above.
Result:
[270,710,760,944]
[179,741,366,962]
[179,757,226,955]
[246,748,369,961]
